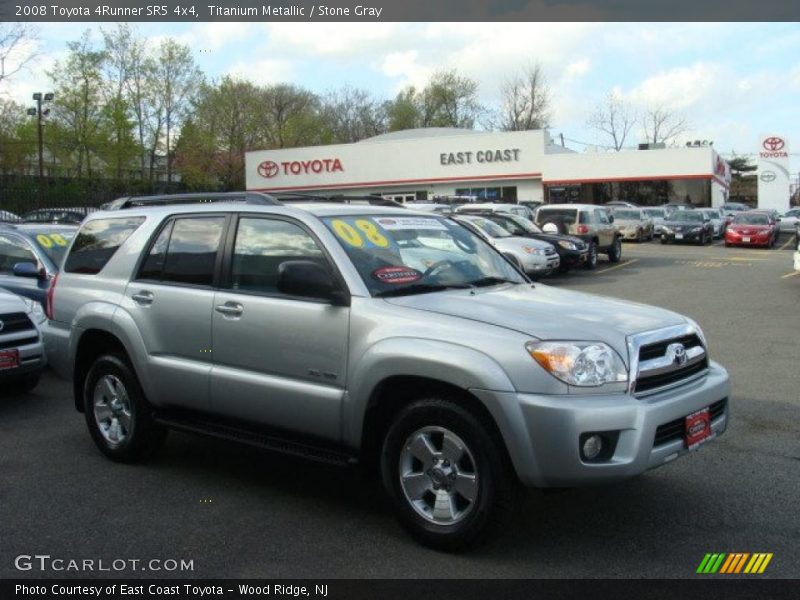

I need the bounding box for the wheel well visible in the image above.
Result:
[73,330,128,412]
[359,375,514,477]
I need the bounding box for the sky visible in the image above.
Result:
[2,21,799,173]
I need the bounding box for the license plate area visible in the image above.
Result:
[675,233,683,240]
[0,349,20,371]
[685,408,713,450]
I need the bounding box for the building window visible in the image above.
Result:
[455,186,517,201]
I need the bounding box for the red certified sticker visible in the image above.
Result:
[0,349,20,370]
[372,266,422,284]
[685,408,712,450]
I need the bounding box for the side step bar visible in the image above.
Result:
[154,413,357,467]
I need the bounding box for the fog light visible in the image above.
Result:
[582,435,603,460]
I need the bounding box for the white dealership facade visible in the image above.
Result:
[245,128,731,207]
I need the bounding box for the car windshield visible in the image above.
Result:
[508,215,541,233]
[459,216,513,238]
[703,210,720,219]
[30,230,76,264]
[614,210,641,220]
[672,211,704,223]
[643,209,664,218]
[733,213,769,225]
[322,215,525,296]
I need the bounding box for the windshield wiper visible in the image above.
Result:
[374,283,473,297]
[466,276,520,288]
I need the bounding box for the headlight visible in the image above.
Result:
[557,240,578,250]
[690,226,702,232]
[24,298,46,324]
[526,341,628,387]
[662,226,673,233]
[522,246,541,255]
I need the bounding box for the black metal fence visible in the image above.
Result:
[0,174,193,215]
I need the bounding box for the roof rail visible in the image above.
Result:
[277,193,405,208]
[103,192,280,210]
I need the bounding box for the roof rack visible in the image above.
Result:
[277,193,405,208]
[103,192,281,210]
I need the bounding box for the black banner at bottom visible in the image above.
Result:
[2,579,798,600]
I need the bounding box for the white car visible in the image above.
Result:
[778,208,800,233]
[700,209,726,238]
[456,202,534,221]
[454,214,560,277]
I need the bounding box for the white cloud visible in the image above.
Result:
[226,59,294,86]
[626,62,721,110]
[565,59,590,79]
[263,23,402,59]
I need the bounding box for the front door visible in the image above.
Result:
[210,216,349,442]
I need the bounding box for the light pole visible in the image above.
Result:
[27,92,54,210]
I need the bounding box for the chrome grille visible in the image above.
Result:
[628,326,709,397]
[0,312,34,334]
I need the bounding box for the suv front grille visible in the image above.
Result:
[0,312,34,334]
[634,333,708,395]
[654,399,727,447]
[544,247,557,256]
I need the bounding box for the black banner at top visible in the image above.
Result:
[1,0,799,22]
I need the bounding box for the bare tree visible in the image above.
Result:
[496,62,551,131]
[587,92,636,151]
[0,23,38,86]
[640,104,690,145]
[322,86,387,143]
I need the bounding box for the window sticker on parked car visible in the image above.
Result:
[373,217,448,231]
[35,233,69,248]
[330,218,392,249]
[372,266,422,284]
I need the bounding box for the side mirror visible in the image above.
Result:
[277,260,349,306]
[12,262,42,279]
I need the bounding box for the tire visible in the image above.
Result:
[698,233,706,246]
[607,237,622,263]
[381,397,518,551]
[725,242,732,248]
[661,237,668,245]
[542,220,568,235]
[4,372,41,395]
[583,242,598,269]
[83,354,167,462]
[636,229,643,243]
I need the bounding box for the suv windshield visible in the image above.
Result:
[673,211,704,223]
[322,214,524,296]
[643,209,664,218]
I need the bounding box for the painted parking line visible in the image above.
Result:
[779,237,796,251]
[781,271,800,279]
[595,259,638,274]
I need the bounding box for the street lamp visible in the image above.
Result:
[28,92,54,210]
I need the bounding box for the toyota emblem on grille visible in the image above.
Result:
[666,342,687,366]
[0,319,4,332]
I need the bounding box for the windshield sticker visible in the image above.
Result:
[372,266,422,284]
[35,233,70,248]
[331,218,392,249]
[373,217,447,231]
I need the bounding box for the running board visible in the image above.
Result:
[154,413,357,467]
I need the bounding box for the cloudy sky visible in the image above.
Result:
[2,22,799,170]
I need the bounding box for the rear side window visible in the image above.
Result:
[138,217,225,286]
[538,208,579,226]
[64,217,145,274]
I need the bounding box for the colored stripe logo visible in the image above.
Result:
[697,553,773,574]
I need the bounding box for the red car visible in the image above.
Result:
[724,211,778,248]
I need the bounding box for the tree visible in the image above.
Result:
[587,92,637,151]
[727,154,757,199]
[322,86,387,143]
[387,87,421,131]
[496,63,551,131]
[640,105,690,145]
[150,39,203,182]
[261,84,324,148]
[0,23,38,86]
[0,98,35,174]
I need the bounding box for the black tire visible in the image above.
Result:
[636,229,643,243]
[541,219,568,235]
[583,242,598,269]
[4,372,41,395]
[725,242,732,248]
[661,236,668,245]
[607,237,622,263]
[83,354,167,462]
[698,233,706,246]
[381,397,518,551]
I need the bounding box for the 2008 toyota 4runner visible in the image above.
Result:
[44,193,730,550]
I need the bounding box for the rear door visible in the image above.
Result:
[209,215,349,441]
[122,215,227,411]
[595,209,615,248]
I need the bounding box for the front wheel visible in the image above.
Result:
[583,242,598,269]
[607,237,622,263]
[381,397,517,551]
[83,354,167,462]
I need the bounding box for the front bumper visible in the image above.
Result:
[663,229,704,242]
[0,324,46,379]
[618,228,641,240]
[524,254,560,275]
[725,232,771,246]
[472,361,730,488]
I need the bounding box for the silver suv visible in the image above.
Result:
[0,288,46,393]
[45,194,730,550]
[533,204,622,268]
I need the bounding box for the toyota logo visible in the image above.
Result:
[760,170,777,183]
[762,137,785,152]
[0,319,4,333]
[257,161,279,178]
[666,342,688,367]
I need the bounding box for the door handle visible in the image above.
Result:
[215,302,243,317]
[131,291,154,305]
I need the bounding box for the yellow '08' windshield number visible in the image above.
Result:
[331,220,364,247]
[354,219,390,248]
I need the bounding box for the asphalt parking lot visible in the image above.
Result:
[1,234,798,579]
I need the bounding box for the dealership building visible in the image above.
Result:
[245,128,731,207]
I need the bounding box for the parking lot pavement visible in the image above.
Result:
[1,235,799,579]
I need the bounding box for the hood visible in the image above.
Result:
[384,283,687,356]
[493,236,554,252]
[729,223,770,231]
[0,288,28,312]
[532,233,585,247]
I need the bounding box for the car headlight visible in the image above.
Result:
[662,226,673,233]
[691,226,702,232]
[522,246,541,255]
[557,240,578,250]
[24,298,46,324]
[526,341,628,387]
